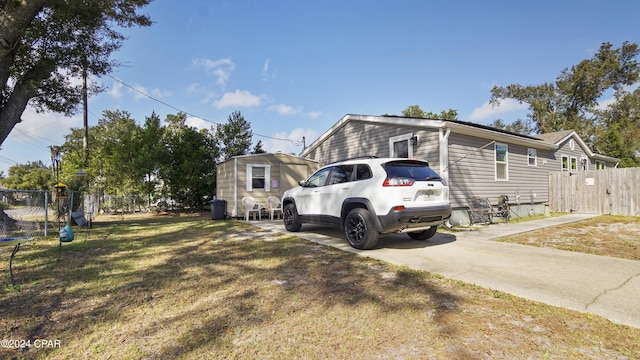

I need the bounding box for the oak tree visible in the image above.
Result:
[490,41,639,165]
[0,0,152,145]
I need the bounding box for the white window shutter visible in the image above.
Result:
[246,165,253,191]
[265,166,271,192]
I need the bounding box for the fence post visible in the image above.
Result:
[69,191,74,222]
[44,191,48,237]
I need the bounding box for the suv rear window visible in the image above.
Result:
[356,164,372,180]
[383,160,441,181]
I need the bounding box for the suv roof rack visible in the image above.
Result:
[329,156,378,164]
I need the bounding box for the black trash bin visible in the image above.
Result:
[210,199,227,220]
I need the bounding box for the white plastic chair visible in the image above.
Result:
[267,196,283,220]
[242,196,265,221]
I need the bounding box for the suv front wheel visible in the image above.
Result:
[283,203,302,232]
[344,208,379,250]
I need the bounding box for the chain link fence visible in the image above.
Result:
[0,189,102,238]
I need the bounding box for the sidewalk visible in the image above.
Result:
[253,214,640,329]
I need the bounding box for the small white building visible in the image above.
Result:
[216,153,319,218]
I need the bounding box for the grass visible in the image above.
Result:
[0,212,639,359]
[497,215,640,260]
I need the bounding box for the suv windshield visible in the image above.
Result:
[383,160,441,181]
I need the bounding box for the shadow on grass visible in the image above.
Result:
[0,212,464,359]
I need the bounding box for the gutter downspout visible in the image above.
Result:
[233,157,238,217]
[439,127,451,185]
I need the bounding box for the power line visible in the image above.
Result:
[0,154,18,166]
[0,128,58,169]
[106,74,302,145]
[14,128,61,149]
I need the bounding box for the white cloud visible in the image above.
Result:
[596,96,616,110]
[186,116,212,130]
[186,82,203,94]
[199,91,219,105]
[213,90,264,109]
[151,88,172,98]
[0,107,80,172]
[596,82,640,110]
[306,111,321,119]
[108,81,123,98]
[128,84,172,101]
[262,59,271,81]
[17,107,81,136]
[262,128,318,155]
[468,99,529,122]
[267,103,301,115]
[187,82,218,105]
[193,57,235,89]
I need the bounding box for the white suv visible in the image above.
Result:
[282,157,452,249]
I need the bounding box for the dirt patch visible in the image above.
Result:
[498,215,640,260]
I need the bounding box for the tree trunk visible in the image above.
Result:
[0,79,33,145]
[0,0,48,90]
[0,0,48,145]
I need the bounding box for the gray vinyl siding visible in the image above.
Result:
[412,130,441,173]
[551,137,617,171]
[446,133,550,209]
[447,134,495,208]
[304,120,440,168]
[304,120,387,165]
[553,138,590,171]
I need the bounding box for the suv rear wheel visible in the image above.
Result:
[344,208,379,250]
[407,226,438,240]
[283,203,302,232]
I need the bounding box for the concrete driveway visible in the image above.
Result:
[254,213,640,329]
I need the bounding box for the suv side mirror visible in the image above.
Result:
[298,180,307,187]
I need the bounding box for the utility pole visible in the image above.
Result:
[82,59,89,166]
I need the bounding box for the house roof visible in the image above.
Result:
[534,130,575,144]
[534,130,619,163]
[218,152,319,165]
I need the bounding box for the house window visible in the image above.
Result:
[580,156,588,171]
[246,164,271,192]
[527,148,537,166]
[570,157,578,172]
[389,133,414,158]
[561,155,569,171]
[252,167,265,188]
[356,164,372,180]
[495,143,508,181]
[596,160,605,170]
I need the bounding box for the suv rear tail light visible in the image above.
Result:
[383,177,415,186]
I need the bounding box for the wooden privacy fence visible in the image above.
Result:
[549,168,640,216]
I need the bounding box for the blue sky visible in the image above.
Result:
[1,0,638,175]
